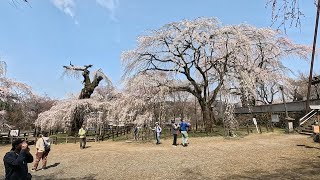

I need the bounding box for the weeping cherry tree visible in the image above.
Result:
[122,17,310,132]
[36,63,112,134]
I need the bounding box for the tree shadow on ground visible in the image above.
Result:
[220,160,320,180]
[32,173,97,180]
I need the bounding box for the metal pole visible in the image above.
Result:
[173,94,176,121]
[306,0,320,112]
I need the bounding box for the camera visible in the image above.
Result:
[26,140,35,146]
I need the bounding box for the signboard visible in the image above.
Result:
[313,125,320,133]
[271,114,279,123]
[10,130,19,137]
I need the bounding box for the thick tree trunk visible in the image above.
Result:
[79,74,103,99]
[70,106,86,135]
[200,104,214,132]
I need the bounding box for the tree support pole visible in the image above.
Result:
[306,0,320,112]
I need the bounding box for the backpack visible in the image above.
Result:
[42,138,50,152]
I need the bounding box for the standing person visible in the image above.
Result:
[78,124,87,149]
[133,126,139,140]
[32,133,50,172]
[3,139,33,180]
[154,122,162,144]
[171,120,179,146]
[180,118,190,147]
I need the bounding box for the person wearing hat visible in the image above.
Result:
[171,120,179,146]
[3,139,34,180]
[153,122,162,144]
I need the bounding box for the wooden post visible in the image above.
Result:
[258,124,262,134]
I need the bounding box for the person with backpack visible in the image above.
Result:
[3,139,33,180]
[31,133,50,172]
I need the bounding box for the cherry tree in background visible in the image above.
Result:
[122,17,310,132]
[22,95,56,130]
[63,63,112,99]
[267,0,305,31]
[36,64,113,134]
[168,91,193,121]
[107,72,169,127]
[0,77,33,102]
[287,72,320,100]
[35,98,110,134]
[0,61,41,129]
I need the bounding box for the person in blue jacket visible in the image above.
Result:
[3,139,34,180]
[180,118,190,147]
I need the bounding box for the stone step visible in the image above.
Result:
[301,129,313,133]
[299,131,313,136]
[300,124,313,129]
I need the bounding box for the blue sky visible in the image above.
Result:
[0,0,318,99]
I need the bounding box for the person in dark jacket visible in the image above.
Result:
[171,120,179,146]
[3,139,34,180]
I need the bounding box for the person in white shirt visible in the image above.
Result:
[154,122,162,144]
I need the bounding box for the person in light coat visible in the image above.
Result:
[32,132,50,171]
[78,125,87,149]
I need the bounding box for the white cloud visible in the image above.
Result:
[51,0,76,18]
[95,0,120,21]
[51,0,120,23]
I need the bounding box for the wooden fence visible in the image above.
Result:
[0,126,153,145]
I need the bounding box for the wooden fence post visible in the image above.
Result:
[258,124,262,134]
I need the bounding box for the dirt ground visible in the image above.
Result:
[1,133,320,180]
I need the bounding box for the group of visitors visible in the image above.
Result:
[3,120,189,179]
[171,118,191,147]
[153,118,191,147]
[3,125,87,179]
[3,132,51,180]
